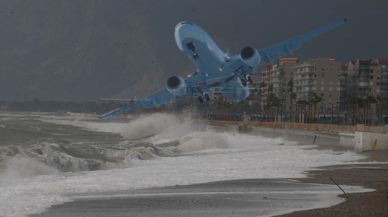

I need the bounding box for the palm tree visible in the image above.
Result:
[353,97,365,125]
[296,100,308,123]
[311,95,323,123]
[376,95,388,125]
[364,96,377,125]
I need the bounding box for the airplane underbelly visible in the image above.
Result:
[219,78,250,101]
[181,38,224,73]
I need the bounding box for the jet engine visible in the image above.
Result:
[240,46,261,68]
[166,76,187,97]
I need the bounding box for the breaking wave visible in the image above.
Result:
[121,113,196,140]
[0,113,233,184]
[0,142,156,183]
[178,132,231,152]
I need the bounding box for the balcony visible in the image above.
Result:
[293,77,314,82]
[358,69,369,75]
[271,78,285,83]
[358,82,369,87]
[381,76,388,81]
[296,83,314,87]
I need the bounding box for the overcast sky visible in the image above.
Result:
[146,0,388,67]
[1,0,387,100]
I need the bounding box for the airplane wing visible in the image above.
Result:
[258,17,348,64]
[98,75,201,119]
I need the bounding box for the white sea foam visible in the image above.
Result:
[0,114,373,217]
[121,113,193,140]
[40,116,128,134]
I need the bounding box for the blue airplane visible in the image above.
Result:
[99,18,348,119]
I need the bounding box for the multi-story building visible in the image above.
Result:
[261,58,299,110]
[261,64,272,107]
[344,59,388,99]
[293,58,342,111]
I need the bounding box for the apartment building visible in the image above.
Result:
[261,58,299,110]
[293,58,342,111]
[344,59,388,98]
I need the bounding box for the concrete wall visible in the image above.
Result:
[201,120,357,133]
[201,120,388,152]
[200,120,388,134]
[355,131,388,152]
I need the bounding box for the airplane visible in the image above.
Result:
[99,18,348,119]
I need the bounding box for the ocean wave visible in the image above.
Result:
[0,142,159,183]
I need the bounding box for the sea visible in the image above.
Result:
[0,113,366,217]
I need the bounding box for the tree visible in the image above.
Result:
[377,95,388,125]
[364,96,377,125]
[308,95,322,123]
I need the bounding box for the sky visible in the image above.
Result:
[0,0,387,100]
[146,0,388,71]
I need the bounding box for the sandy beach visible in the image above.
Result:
[278,150,388,217]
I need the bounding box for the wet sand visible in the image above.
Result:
[30,152,387,217]
[30,179,371,217]
[277,151,388,217]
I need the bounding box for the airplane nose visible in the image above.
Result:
[175,22,194,50]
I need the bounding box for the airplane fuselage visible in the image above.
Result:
[174,22,253,101]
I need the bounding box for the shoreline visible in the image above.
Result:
[276,149,388,217]
[4,113,386,216]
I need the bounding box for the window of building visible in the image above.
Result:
[321,81,324,84]
[370,70,373,73]
[314,74,317,77]
[314,68,317,71]
[377,77,380,79]
[369,88,372,92]
[338,75,340,77]
[290,72,293,75]
[337,87,340,91]
[322,68,324,72]
[321,93,324,97]
[330,69,333,72]
[377,70,381,73]
[329,95,332,97]
[330,81,333,84]
[329,87,332,91]
[377,82,380,85]
[321,87,324,90]
[322,74,324,77]
[330,75,333,78]
[370,76,373,79]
